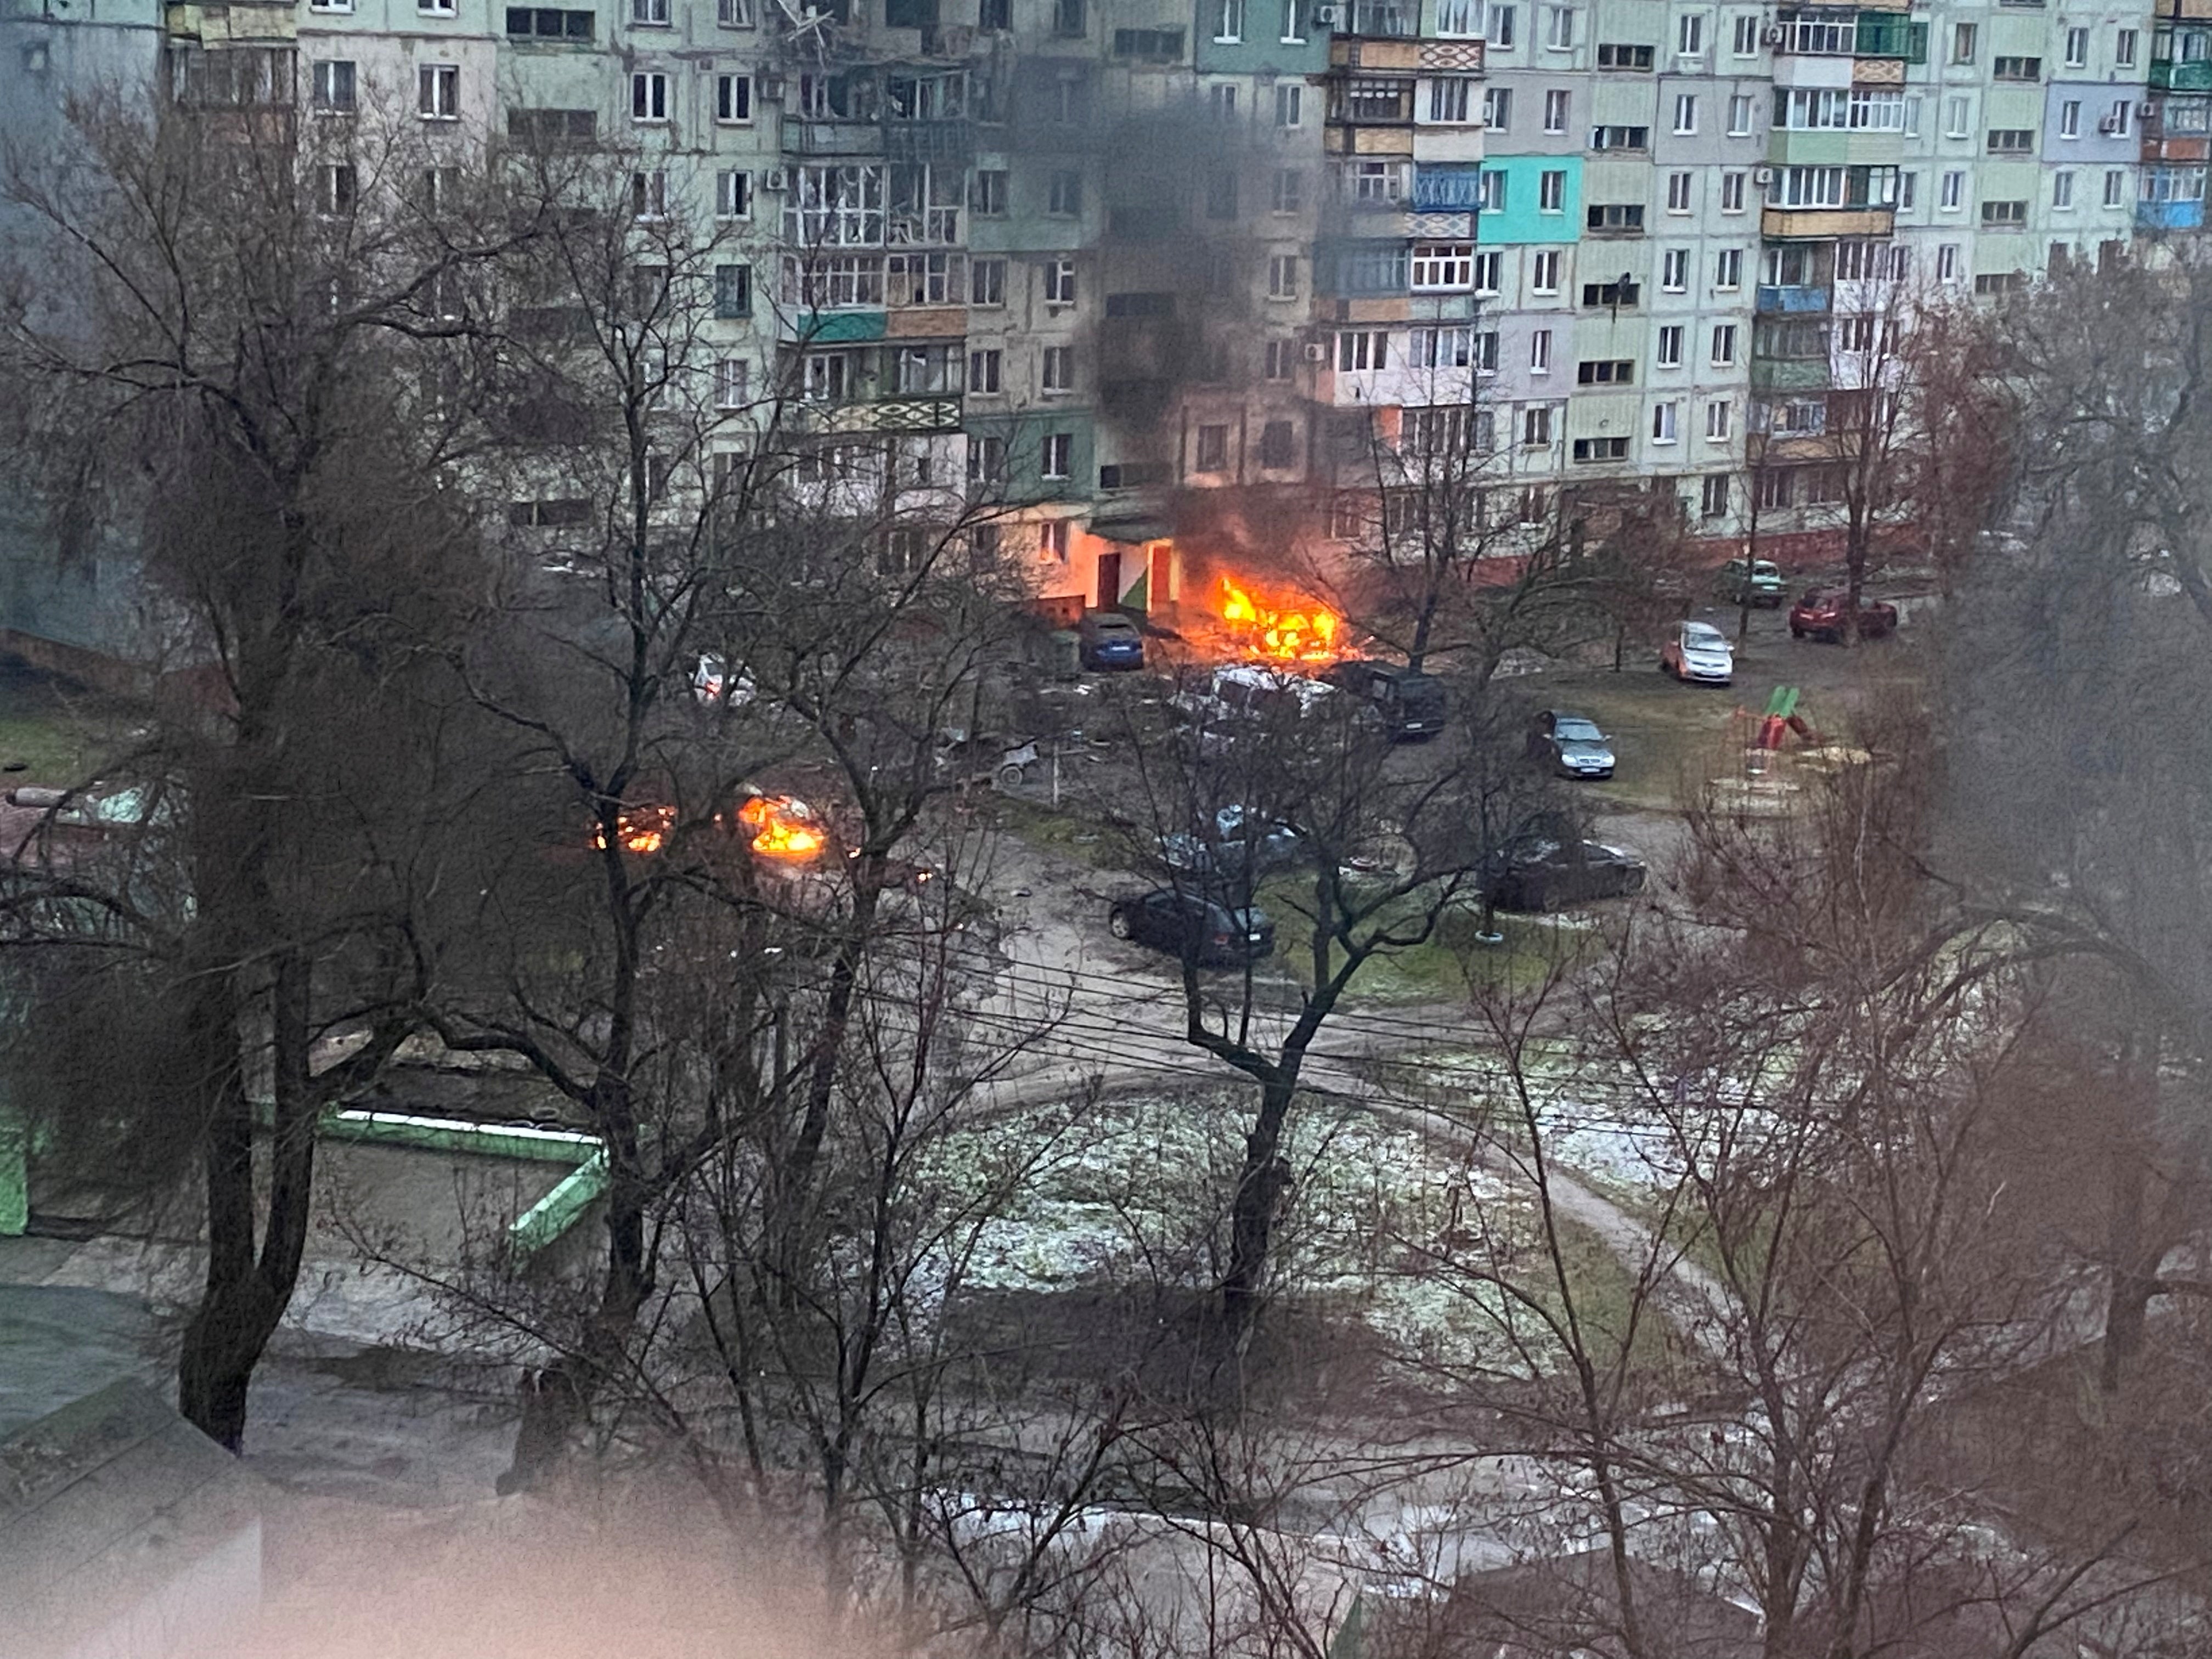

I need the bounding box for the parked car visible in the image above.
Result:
[1077,610,1147,670]
[1483,836,1647,913]
[1660,620,1735,685]
[1172,664,1336,754]
[1718,557,1785,606]
[1526,712,1616,780]
[1108,888,1277,966]
[692,653,758,708]
[1159,804,1306,882]
[1788,588,1899,641]
[1318,659,1448,741]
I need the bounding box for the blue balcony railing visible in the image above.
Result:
[1756,283,1832,313]
[1412,166,1481,210]
[2136,198,2206,230]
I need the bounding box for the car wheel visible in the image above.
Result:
[1108,907,1133,940]
[1790,625,1804,639]
[995,763,1026,792]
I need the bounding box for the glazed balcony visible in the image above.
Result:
[1756,283,1832,314]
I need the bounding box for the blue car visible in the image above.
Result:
[1078,610,1146,670]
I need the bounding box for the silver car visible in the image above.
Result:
[1661,620,1734,685]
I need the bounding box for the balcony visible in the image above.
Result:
[2137,197,2207,229]
[2151,59,2212,90]
[1756,283,1832,313]
[1412,165,1480,210]
[786,120,884,156]
[1853,13,1925,58]
[882,117,974,163]
[799,396,964,434]
[1760,205,1897,239]
[1750,358,1833,393]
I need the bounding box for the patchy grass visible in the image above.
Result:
[0,661,140,784]
[1535,668,1743,815]
[990,795,1128,871]
[1255,879,1603,1004]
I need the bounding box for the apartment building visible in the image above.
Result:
[0,0,2186,648]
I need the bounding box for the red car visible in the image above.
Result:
[1788,588,1899,642]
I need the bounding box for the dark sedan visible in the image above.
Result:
[1078,610,1147,669]
[1788,588,1899,641]
[1483,837,1647,913]
[1108,888,1277,966]
[1527,712,1617,780]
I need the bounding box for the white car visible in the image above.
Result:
[692,653,757,709]
[1171,664,1337,754]
[1661,620,1734,686]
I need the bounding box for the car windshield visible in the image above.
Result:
[1751,561,1779,577]
[1555,719,1604,741]
[1684,624,1726,648]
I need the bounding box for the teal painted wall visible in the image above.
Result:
[1474,156,1583,245]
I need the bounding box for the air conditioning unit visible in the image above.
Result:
[764,167,791,191]
[1760,23,1786,45]
[1752,164,1775,185]
[2140,100,2158,117]
[1311,3,1343,26]
[1304,341,1330,362]
[2097,115,2120,133]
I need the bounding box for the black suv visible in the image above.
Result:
[1319,659,1447,740]
[1108,888,1277,966]
[1483,836,1646,912]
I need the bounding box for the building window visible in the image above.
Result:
[1733,13,1757,54]
[1477,170,1508,212]
[1267,254,1299,298]
[1272,169,1304,213]
[713,263,752,316]
[2061,101,2080,139]
[966,436,1007,484]
[1529,328,1552,371]
[1538,170,1565,212]
[1412,241,1476,290]
[1336,329,1389,370]
[1282,0,1307,42]
[419,63,459,119]
[631,72,669,121]
[1045,258,1077,304]
[718,0,756,23]
[1040,520,1070,561]
[1210,83,1239,122]
[1531,248,1561,291]
[1661,247,1688,290]
[318,163,357,216]
[1594,42,1652,67]
[1585,204,1644,232]
[1354,159,1406,201]
[2117,27,2138,67]
[716,73,752,122]
[1719,172,1746,212]
[1277,84,1304,127]
[1042,432,1073,478]
[1545,5,1575,49]
[1264,338,1296,379]
[1727,93,1753,136]
[1258,420,1295,469]
[1590,124,1649,150]
[1676,12,1702,54]
[1522,405,1554,445]
[1544,88,1569,132]
[1048,171,1082,216]
[1411,324,1474,367]
[1940,170,1964,210]
[1194,424,1230,471]
[1710,324,1737,366]
[1981,199,2027,225]
[1656,324,1683,366]
[1488,3,1516,47]
[1944,97,1970,139]
[1576,358,1634,384]
[968,348,1002,392]
[1937,244,1960,283]
[1993,54,2041,81]
[419,0,455,13]
[1435,0,1477,33]
[1667,171,1692,212]
[2109,99,2133,137]
[1581,278,1637,307]
[1213,0,1243,42]
[1987,128,2034,154]
[1040,345,1074,394]
[972,257,1006,304]
[715,170,752,219]
[1673,94,1698,133]
[715,359,749,408]
[1714,247,1741,289]
[1705,398,1731,439]
[311,60,357,114]
[632,169,668,219]
[1700,473,1730,518]
[1053,0,1084,35]
[1475,84,1506,127]
[972,171,1009,216]
[1572,437,1630,462]
[2105,168,2126,207]
[1951,21,1974,62]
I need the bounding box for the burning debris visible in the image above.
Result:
[1216,578,1340,664]
[736,793,827,861]
[593,805,676,856]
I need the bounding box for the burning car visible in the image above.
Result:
[1215,579,1340,664]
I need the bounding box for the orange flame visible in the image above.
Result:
[594,805,675,856]
[1218,578,1340,663]
[737,794,827,862]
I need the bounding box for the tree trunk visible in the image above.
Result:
[2101,1154,2155,1393]
[175,955,319,1453]
[1221,1077,1296,1341]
